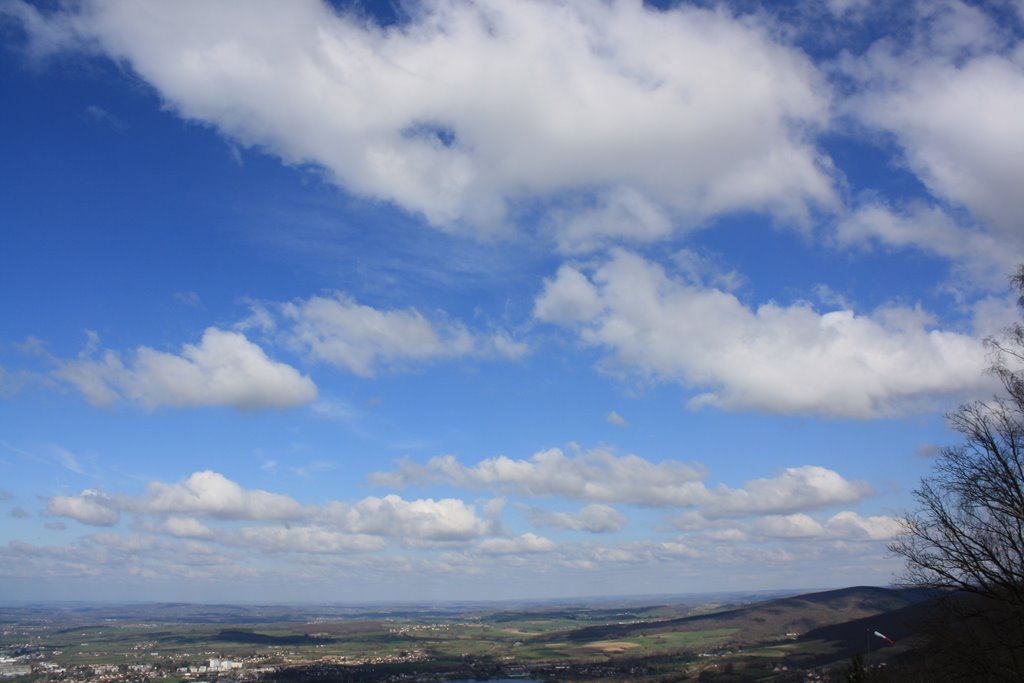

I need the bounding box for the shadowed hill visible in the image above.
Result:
[541,586,937,646]
[799,596,939,651]
[215,629,336,646]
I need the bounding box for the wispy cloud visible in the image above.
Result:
[52,445,86,475]
[270,293,527,376]
[833,200,1016,290]
[173,290,202,307]
[84,104,124,129]
[606,411,629,427]
[2,442,93,477]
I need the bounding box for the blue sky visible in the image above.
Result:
[1,0,1023,602]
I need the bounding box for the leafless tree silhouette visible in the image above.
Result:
[890,266,1024,681]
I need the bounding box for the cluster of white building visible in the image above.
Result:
[177,658,243,674]
[0,656,32,678]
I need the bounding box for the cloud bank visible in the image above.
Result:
[374,446,872,514]
[29,457,902,594]
[48,470,493,545]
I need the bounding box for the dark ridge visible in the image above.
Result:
[215,629,335,646]
[801,596,940,649]
[539,585,937,644]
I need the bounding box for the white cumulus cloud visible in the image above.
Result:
[9,0,835,239]
[535,250,990,418]
[841,1,1024,266]
[705,466,872,518]
[327,495,490,542]
[824,510,903,541]
[54,328,317,410]
[138,471,307,521]
[744,510,902,542]
[47,489,120,527]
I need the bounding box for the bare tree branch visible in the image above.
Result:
[890,266,1024,681]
